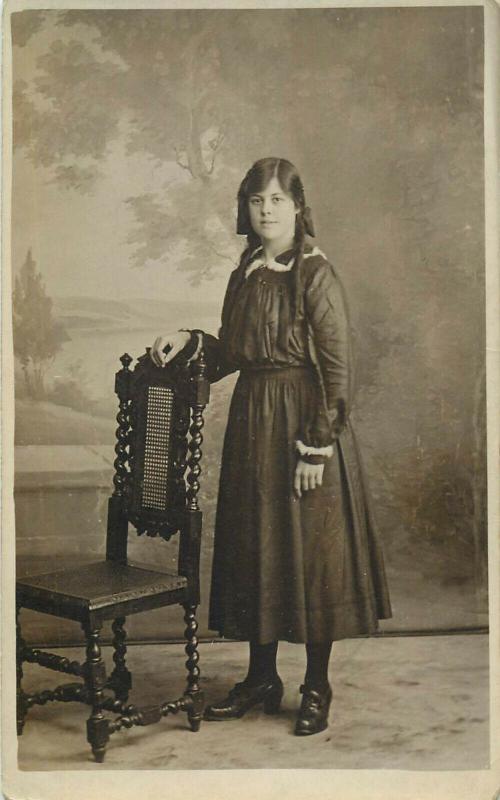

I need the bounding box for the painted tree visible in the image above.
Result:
[12,10,261,282]
[13,249,69,399]
[12,9,481,284]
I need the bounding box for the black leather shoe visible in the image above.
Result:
[294,683,332,736]
[204,676,284,721]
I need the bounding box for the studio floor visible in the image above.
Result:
[17,633,489,771]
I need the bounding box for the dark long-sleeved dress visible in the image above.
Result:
[200,242,392,645]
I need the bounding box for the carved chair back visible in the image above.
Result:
[106,349,210,602]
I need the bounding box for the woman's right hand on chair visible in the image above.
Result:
[150,331,191,367]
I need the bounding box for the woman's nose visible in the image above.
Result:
[261,200,272,215]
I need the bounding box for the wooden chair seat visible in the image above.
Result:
[17,561,188,623]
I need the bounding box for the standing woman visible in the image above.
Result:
[150,157,392,736]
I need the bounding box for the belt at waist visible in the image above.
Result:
[239,364,315,380]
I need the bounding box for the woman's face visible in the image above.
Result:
[248,176,298,246]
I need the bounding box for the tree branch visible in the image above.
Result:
[205,239,237,266]
[206,129,225,175]
[173,144,192,175]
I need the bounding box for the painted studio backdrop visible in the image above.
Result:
[11,8,486,645]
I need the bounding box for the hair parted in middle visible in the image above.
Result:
[236,157,315,242]
[235,157,316,317]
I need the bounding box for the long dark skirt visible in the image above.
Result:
[208,366,392,644]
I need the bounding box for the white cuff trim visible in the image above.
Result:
[296,440,334,458]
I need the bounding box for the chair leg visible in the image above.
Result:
[82,622,109,763]
[183,604,204,731]
[16,604,28,735]
[109,617,132,702]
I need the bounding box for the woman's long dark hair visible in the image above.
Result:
[235,157,315,317]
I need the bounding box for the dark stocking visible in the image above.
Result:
[304,642,333,691]
[244,640,279,687]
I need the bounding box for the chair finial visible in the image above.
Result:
[120,353,133,369]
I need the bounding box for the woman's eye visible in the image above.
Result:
[250,198,261,205]
[272,197,283,203]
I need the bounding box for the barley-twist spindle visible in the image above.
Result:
[186,414,204,511]
[183,605,200,692]
[109,617,131,701]
[160,699,184,716]
[186,349,207,512]
[175,408,190,476]
[125,398,137,501]
[112,354,132,498]
[23,648,83,676]
[111,618,127,671]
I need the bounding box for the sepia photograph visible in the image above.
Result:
[2,1,499,798]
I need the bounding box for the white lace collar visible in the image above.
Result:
[244,245,327,279]
[245,251,294,278]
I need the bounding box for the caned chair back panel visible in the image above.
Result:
[134,383,181,512]
[127,372,190,536]
[110,350,209,547]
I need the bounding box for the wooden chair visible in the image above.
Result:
[16,347,210,762]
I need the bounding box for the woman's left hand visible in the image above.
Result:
[294,460,325,498]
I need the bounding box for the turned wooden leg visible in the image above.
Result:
[109,617,132,702]
[183,604,203,731]
[16,604,28,735]
[82,622,109,763]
